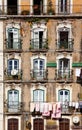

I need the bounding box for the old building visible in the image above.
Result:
[0,0,82,130]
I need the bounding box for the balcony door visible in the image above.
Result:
[58,89,70,112]
[8,118,18,130]
[58,0,70,13]
[33,58,45,79]
[59,118,70,130]
[8,28,19,49]
[58,58,70,78]
[7,0,17,15]
[34,30,43,49]
[8,90,19,112]
[8,59,19,75]
[33,0,43,15]
[33,118,44,130]
[59,31,68,49]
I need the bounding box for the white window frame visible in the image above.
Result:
[56,0,73,14]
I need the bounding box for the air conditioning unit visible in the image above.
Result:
[11,69,18,76]
[73,116,80,124]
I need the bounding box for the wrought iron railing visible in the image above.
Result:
[55,69,73,81]
[30,38,48,50]
[4,101,23,112]
[4,69,22,80]
[30,69,47,80]
[6,38,22,50]
[56,38,74,51]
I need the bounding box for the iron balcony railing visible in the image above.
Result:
[56,38,74,51]
[30,69,47,80]
[55,69,73,81]
[30,38,48,50]
[6,38,22,50]
[0,5,82,15]
[4,101,23,113]
[4,69,22,80]
[30,101,80,115]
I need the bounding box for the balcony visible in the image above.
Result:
[55,69,73,82]
[0,5,82,16]
[4,69,22,81]
[4,101,23,113]
[5,38,22,52]
[56,38,74,52]
[30,101,80,117]
[30,69,47,81]
[29,38,48,52]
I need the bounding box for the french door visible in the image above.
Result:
[34,31,43,49]
[8,59,19,75]
[33,58,45,79]
[8,28,19,49]
[58,0,69,13]
[8,90,19,112]
[58,89,70,112]
[58,58,70,78]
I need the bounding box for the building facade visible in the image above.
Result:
[0,0,82,130]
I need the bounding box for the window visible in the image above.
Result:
[58,0,70,14]
[33,58,45,79]
[8,59,19,75]
[8,90,19,112]
[58,89,70,102]
[58,58,70,78]
[33,89,44,102]
[7,27,20,49]
[58,89,70,112]
[31,24,47,50]
[7,0,17,15]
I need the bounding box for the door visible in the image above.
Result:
[34,31,43,49]
[8,90,19,112]
[58,89,70,112]
[34,0,43,15]
[60,31,68,49]
[8,118,18,130]
[33,118,44,130]
[33,58,45,79]
[8,59,19,75]
[58,58,70,78]
[7,0,17,14]
[8,28,19,49]
[58,0,68,13]
[59,118,70,130]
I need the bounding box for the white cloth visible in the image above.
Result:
[75,69,80,76]
[30,102,35,112]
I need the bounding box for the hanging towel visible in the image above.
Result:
[75,102,79,109]
[56,102,61,118]
[40,102,44,113]
[51,103,57,118]
[35,102,40,112]
[30,102,35,112]
[42,103,50,116]
[49,103,52,111]
[75,69,80,76]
